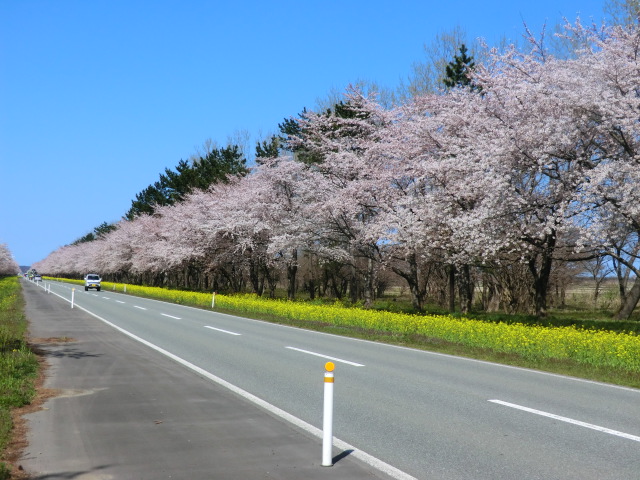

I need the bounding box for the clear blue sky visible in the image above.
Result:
[1,0,606,267]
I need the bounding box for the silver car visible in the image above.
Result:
[84,274,101,291]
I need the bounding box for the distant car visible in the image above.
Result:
[84,274,101,291]
[34,275,42,282]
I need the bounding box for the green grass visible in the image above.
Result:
[0,276,38,478]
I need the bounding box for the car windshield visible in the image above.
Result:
[87,275,100,280]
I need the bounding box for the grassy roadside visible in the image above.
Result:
[0,277,38,479]
[51,277,640,389]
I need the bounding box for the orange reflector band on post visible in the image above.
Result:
[324,362,335,383]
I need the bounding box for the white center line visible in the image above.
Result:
[204,326,241,336]
[115,301,125,304]
[161,313,181,320]
[489,400,640,442]
[102,297,110,300]
[133,306,147,310]
[285,347,365,367]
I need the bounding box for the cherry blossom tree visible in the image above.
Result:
[238,158,323,299]
[287,89,396,306]
[0,244,19,276]
[432,32,613,316]
[554,21,640,319]
[204,177,278,295]
[150,190,223,289]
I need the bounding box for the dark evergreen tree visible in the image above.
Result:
[72,221,117,245]
[94,221,117,238]
[193,145,246,190]
[125,183,167,219]
[125,145,248,220]
[255,136,280,164]
[443,44,479,91]
[72,232,95,244]
[278,108,323,165]
[333,100,367,119]
[278,100,374,165]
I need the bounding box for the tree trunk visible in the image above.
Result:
[307,279,316,300]
[262,265,277,298]
[616,276,640,320]
[487,284,502,312]
[614,255,628,305]
[287,264,298,301]
[349,264,358,304]
[528,252,554,317]
[391,253,426,311]
[248,259,262,296]
[527,232,557,318]
[458,264,473,314]
[363,257,375,308]
[448,265,456,313]
[287,249,298,301]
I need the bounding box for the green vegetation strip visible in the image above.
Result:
[0,277,38,478]
[55,278,640,375]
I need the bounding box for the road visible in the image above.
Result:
[29,279,640,479]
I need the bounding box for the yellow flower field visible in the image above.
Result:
[51,278,640,372]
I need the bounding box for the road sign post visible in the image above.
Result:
[322,361,335,467]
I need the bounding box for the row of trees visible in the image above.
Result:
[124,143,248,220]
[0,245,19,276]
[34,20,640,319]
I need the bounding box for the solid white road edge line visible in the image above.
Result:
[64,300,416,480]
[285,346,365,367]
[203,326,241,336]
[489,399,640,442]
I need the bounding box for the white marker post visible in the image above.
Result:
[211,291,216,308]
[71,288,75,309]
[322,361,335,467]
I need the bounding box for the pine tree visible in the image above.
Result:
[255,136,280,164]
[72,222,117,245]
[124,146,248,220]
[443,44,478,90]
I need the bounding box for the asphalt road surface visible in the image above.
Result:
[21,279,640,479]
